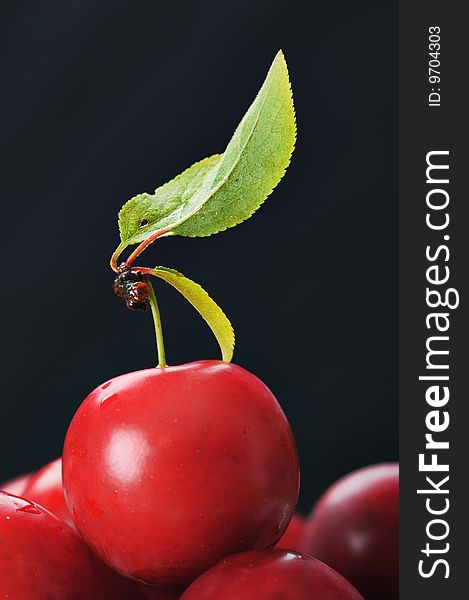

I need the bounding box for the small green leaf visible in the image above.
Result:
[117,50,295,249]
[149,266,234,362]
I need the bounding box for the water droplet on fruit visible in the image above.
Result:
[101,393,119,407]
[5,515,10,520]
[17,503,41,515]
[102,381,112,390]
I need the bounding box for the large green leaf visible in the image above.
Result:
[118,51,295,248]
[175,51,295,237]
[149,266,234,362]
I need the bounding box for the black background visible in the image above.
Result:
[0,0,397,513]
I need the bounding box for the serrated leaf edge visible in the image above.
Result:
[174,51,297,237]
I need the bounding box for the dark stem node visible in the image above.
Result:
[113,263,150,311]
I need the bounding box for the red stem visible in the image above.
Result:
[131,266,154,275]
[125,229,169,266]
[110,228,169,272]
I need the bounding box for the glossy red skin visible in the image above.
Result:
[63,361,299,588]
[179,549,364,600]
[23,458,73,526]
[22,458,145,600]
[303,463,399,600]
[0,491,105,599]
[1,472,32,496]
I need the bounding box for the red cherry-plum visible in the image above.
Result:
[63,361,299,588]
[0,491,104,599]
[179,549,364,600]
[303,463,399,600]
[22,458,145,600]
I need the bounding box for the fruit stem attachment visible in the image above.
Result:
[147,281,167,367]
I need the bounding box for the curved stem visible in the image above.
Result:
[132,266,154,275]
[110,241,127,273]
[147,281,167,367]
[125,228,169,267]
[111,228,171,273]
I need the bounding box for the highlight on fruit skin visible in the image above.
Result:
[0,472,32,496]
[21,457,72,526]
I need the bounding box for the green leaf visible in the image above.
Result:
[117,50,295,248]
[175,51,296,237]
[118,155,221,245]
[149,266,234,362]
